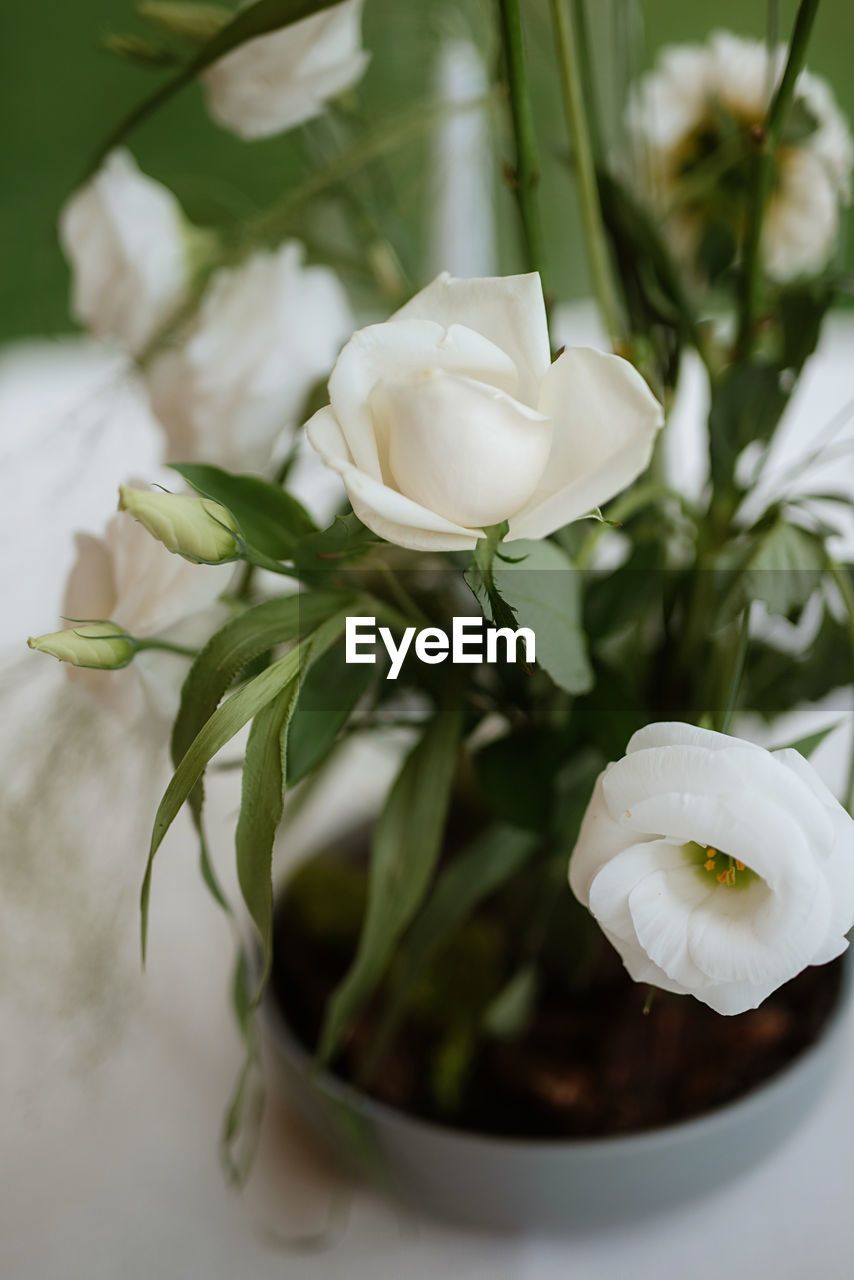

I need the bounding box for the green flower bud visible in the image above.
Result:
[28,621,136,670]
[118,485,241,564]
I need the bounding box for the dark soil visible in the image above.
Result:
[271,868,845,1140]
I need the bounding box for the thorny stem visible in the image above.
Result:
[495,0,549,290]
[735,0,821,359]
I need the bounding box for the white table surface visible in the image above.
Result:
[3,319,854,1279]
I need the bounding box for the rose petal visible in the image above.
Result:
[507,347,662,540]
[328,318,520,480]
[305,406,479,550]
[378,371,551,529]
[393,271,551,405]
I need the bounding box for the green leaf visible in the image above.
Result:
[708,363,789,491]
[482,964,538,1039]
[492,539,593,694]
[142,644,304,962]
[90,0,349,170]
[740,520,825,617]
[779,282,833,373]
[235,611,349,998]
[361,825,537,1081]
[220,949,263,1186]
[316,695,464,1066]
[771,721,843,758]
[286,641,376,784]
[171,462,316,561]
[293,512,378,584]
[171,592,344,773]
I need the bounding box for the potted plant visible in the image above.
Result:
[28,0,854,1232]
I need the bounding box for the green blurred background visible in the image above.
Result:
[1,0,851,345]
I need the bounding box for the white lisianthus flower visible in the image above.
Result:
[305,272,663,551]
[569,722,854,1015]
[628,31,853,282]
[148,241,354,474]
[59,149,193,356]
[202,0,369,141]
[57,500,233,722]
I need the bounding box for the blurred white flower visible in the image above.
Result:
[202,0,369,141]
[148,241,354,474]
[569,722,854,1015]
[59,499,233,723]
[306,271,662,551]
[628,31,853,282]
[59,150,193,356]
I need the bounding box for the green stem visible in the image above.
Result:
[135,637,198,658]
[735,0,821,359]
[548,0,623,345]
[495,0,548,288]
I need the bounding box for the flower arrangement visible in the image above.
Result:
[27,0,854,1181]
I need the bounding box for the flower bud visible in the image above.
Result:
[28,621,136,669]
[118,485,241,564]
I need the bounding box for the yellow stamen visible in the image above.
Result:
[735,860,745,872]
[704,858,716,871]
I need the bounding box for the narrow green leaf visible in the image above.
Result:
[169,593,343,921]
[316,695,464,1066]
[235,687,298,995]
[172,462,316,561]
[772,722,843,758]
[171,592,344,772]
[142,645,303,962]
[286,642,375,784]
[362,825,537,1081]
[493,539,593,694]
[220,949,263,1186]
[235,611,350,998]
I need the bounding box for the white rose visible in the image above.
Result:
[569,722,854,1015]
[628,31,853,282]
[59,150,192,356]
[59,497,233,722]
[202,0,370,141]
[148,241,354,474]
[305,271,662,551]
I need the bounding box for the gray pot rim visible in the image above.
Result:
[263,952,853,1159]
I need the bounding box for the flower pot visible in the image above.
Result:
[262,955,852,1233]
